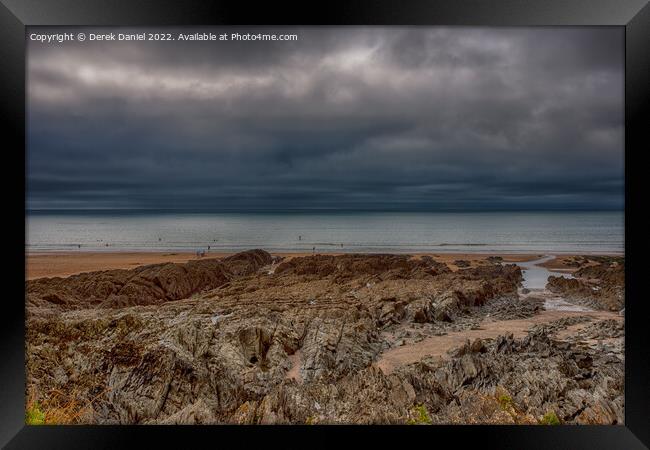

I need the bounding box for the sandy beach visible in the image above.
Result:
[26,251,557,280]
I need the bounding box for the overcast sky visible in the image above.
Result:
[27,27,623,211]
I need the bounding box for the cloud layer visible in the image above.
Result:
[27,27,624,210]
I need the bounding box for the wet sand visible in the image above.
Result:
[537,254,620,271]
[376,308,621,375]
[26,251,547,280]
[26,252,200,280]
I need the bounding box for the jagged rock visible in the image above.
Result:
[274,253,451,281]
[25,250,621,425]
[546,258,624,311]
[27,249,272,310]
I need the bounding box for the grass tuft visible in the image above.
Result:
[497,393,514,411]
[407,404,433,425]
[25,400,45,425]
[26,387,108,425]
[539,410,561,425]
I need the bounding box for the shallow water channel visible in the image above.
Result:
[516,255,592,312]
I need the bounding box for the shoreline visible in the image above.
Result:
[25,250,623,280]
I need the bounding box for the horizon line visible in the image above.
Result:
[26,207,625,214]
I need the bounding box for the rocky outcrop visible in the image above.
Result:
[274,253,451,281]
[25,251,621,425]
[222,250,275,276]
[546,258,624,311]
[27,249,272,310]
[227,326,623,425]
[483,295,544,320]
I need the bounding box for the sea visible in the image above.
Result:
[25,210,624,254]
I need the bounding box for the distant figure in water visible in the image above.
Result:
[299,235,302,241]
[313,246,315,254]
[78,244,81,249]
[158,237,161,241]
[208,245,210,251]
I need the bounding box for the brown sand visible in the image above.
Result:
[26,252,198,280]
[25,251,545,280]
[376,309,621,375]
[538,254,621,271]
[285,350,303,383]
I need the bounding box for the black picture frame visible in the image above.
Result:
[1,0,648,448]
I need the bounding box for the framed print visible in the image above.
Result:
[1,0,648,448]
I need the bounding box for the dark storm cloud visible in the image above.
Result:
[27,27,623,210]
